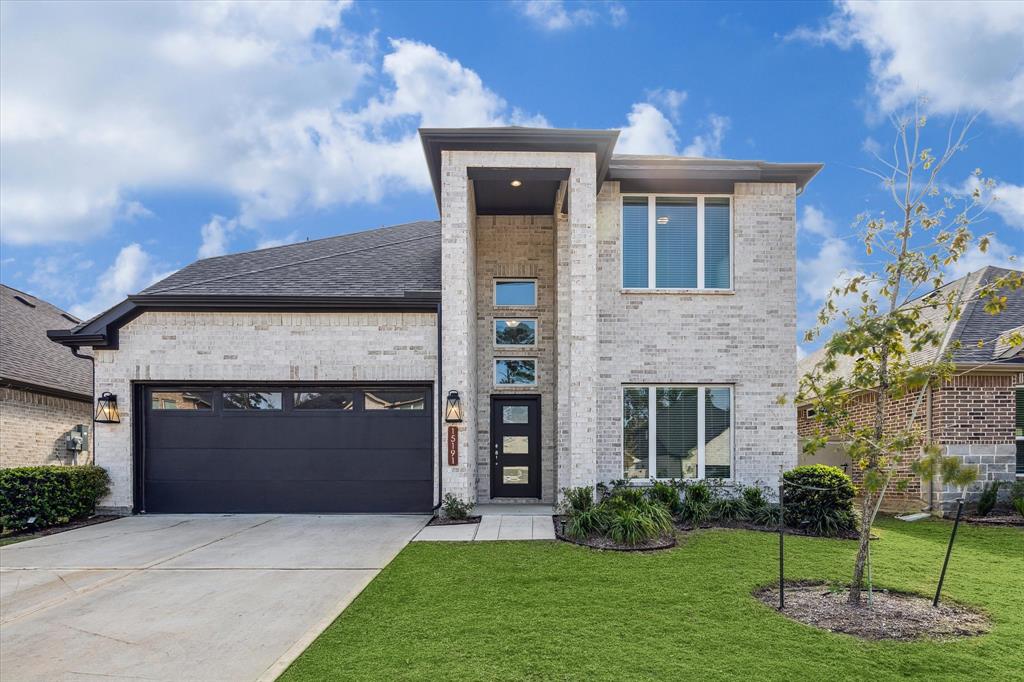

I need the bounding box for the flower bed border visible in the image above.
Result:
[427,515,481,526]
[552,516,677,551]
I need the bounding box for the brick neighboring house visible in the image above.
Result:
[1,285,93,468]
[798,266,1024,512]
[48,126,821,515]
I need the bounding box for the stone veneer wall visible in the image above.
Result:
[0,387,93,467]
[474,215,557,502]
[92,311,438,512]
[594,181,799,486]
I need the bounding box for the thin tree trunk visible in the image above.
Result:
[848,492,873,605]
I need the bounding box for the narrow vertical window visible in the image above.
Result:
[704,198,731,289]
[656,387,698,479]
[655,198,697,288]
[623,387,650,479]
[704,387,732,478]
[622,197,649,288]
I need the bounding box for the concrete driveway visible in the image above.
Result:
[0,514,427,681]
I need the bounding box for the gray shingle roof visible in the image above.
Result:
[799,265,1024,379]
[140,220,441,299]
[1,285,92,399]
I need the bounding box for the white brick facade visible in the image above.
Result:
[92,311,437,511]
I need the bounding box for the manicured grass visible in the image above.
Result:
[282,517,1022,681]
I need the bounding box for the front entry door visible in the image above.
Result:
[490,395,541,498]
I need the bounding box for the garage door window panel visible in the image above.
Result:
[150,391,213,411]
[294,391,355,410]
[223,391,282,410]
[364,389,426,411]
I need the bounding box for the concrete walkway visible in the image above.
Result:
[414,504,555,541]
[0,514,426,682]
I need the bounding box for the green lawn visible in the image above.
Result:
[282,517,1023,681]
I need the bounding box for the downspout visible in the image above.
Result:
[434,301,443,511]
[69,345,95,460]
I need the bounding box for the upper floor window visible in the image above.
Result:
[622,196,732,290]
[495,280,537,307]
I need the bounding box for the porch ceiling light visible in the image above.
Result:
[510,179,523,187]
[94,392,121,424]
[445,390,464,423]
[505,320,519,327]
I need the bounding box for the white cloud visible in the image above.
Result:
[788,1,1024,127]
[946,234,1022,280]
[798,205,834,237]
[69,244,174,319]
[616,103,680,155]
[0,3,547,247]
[646,88,687,122]
[988,180,1024,230]
[798,236,860,303]
[681,114,729,158]
[516,1,625,31]
[198,215,239,259]
[616,99,730,157]
[257,232,300,250]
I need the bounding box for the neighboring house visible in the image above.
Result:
[797,266,1024,512]
[1,285,93,468]
[48,126,821,514]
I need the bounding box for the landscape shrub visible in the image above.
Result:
[782,465,857,537]
[750,503,782,527]
[0,466,110,533]
[740,484,769,510]
[440,493,475,520]
[645,480,682,514]
[1011,481,1024,518]
[710,495,749,521]
[975,481,1001,517]
[562,484,673,545]
[679,480,715,524]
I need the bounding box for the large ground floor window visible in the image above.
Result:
[623,385,733,480]
[1016,388,1024,475]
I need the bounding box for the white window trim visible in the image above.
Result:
[494,358,538,387]
[494,279,537,307]
[620,194,734,292]
[494,318,538,348]
[621,384,734,482]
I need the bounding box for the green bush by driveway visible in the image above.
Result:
[282,517,1022,681]
[0,465,110,532]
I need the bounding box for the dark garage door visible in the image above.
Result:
[142,385,433,513]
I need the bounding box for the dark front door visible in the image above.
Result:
[141,384,433,513]
[490,395,541,498]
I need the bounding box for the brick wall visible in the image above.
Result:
[595,181,799,487]
[93,311,438,511]
[797,372,1020,510]
[474,215,557,502]
[0,387,93,467]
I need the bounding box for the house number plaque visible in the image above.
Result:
[447,426,458,466]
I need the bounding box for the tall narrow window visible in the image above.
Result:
[623,388,650,479]
[622,197,649,288]
[656,199,698,288]
[622,385,733,480]
[704,198,731,289]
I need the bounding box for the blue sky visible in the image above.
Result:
[1,0,1022,355]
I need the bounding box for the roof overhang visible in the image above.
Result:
[609,157,823,194]
[419,127,620,212]
[47,292,441,351]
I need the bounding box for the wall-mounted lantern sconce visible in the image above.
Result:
[94,392,121,424]
[444,390,464,423]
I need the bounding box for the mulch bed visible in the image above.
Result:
[552,516,677,551]
[0,515,120,544]
[755,582,990,641]
[676,519,864,540]
[965,514,1024,527]
[427,515,481,526]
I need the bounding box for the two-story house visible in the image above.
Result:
[48,127,821,514]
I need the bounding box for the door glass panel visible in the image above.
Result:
[151,391,212,410]
[502,405,529,424]
[223,391,282,410]
[294,391,354,410]
[503,436,529,454]
[503,466,529,484]
[364,389,425,410]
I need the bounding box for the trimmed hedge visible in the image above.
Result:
[782,464,857,537]
[0,466,110,533]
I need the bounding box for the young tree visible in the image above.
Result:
[799,101,1020,606]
